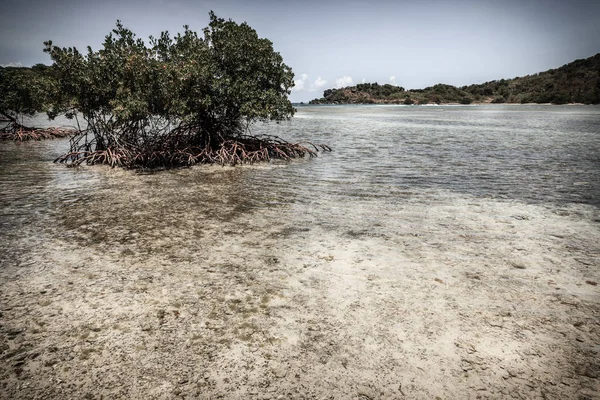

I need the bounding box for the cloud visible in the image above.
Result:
[390,76,397,85]
[1,62,24,68]
[310,76,327,92]
[292,73,309,91]
[335,76,353,88]
[362,78,367,83]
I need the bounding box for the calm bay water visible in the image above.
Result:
[272,104,600,206]
[1,104,599,262]
[1,105,600,399]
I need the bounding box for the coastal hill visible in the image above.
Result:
[309,53,600,105]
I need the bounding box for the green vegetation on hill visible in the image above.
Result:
[310,53,600,105]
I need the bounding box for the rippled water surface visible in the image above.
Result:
[2,105,600,399]
[1,105,599,248]
[275,104,600,206]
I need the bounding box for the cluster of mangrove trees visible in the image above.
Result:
[1,12,329,167]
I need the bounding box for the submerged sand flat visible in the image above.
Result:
[1,172,599,399]
[1,105,599,399]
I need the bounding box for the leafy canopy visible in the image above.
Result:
[0,65,57,122]
[43,12,296,132]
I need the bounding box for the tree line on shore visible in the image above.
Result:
[309,53,600,105]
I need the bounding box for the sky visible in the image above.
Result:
[1,0,599,102]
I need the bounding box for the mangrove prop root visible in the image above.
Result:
[54,127,331,169]
[0,124,75,141]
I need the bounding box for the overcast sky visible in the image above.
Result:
[1,0,599,102]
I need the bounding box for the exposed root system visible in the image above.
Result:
[54,125,331,168]
[0,123,75,141]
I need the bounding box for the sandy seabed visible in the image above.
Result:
[1,183,599,399]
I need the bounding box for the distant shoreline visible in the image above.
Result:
[305,53,600,106]
[294,102,594,106]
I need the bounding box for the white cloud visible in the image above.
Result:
[389,76,397,85]
[310,76,327,92]
[362,78,367,83]
[1,62,24,68]
[335,76,353,88]
[292,73,309,91]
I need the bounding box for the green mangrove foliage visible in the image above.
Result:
[0,65,73,140]
[44,12,329,168]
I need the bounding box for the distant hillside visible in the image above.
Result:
[309,53,600,105]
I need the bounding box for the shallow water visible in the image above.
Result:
[1,105,599,258]
[1,105,600,398]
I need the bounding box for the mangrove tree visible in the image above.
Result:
[0,65,73,141]
[44,12,329,168]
